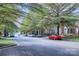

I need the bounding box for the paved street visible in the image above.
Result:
[0,37,79,56]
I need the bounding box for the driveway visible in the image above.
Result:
[0,37,79,56]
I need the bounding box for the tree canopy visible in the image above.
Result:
[0,3,25,37]
[20,3,79,35]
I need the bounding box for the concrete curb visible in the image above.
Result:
[0,44,16,50]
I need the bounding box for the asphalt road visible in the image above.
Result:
[0,37,79,56]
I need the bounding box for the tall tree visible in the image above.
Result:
[28,3,79,35]
[21,3,79,35]
[44,3,79,35]
[0,4,24,37]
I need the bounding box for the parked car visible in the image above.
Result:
[48,35,63,40]
[27,34,36,37]
[36,35,44,37]
[10,35,15,37]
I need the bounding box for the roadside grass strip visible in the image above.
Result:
[0,38,15,48]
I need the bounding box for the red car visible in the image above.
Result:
[49,35,63,40]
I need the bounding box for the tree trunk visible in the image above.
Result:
[61,23,64,35]
[57,23,60,35]
[56,9,60,35]
[41,29,44,36]
[4,28,8,37]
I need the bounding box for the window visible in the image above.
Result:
[67,28,75,34]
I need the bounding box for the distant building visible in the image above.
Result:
[52,21,79,36]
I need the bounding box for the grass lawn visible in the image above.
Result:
[0,38,15,47]
[63,36,79,41]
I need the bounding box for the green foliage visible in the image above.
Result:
[20,3,79,34]
[0,4,24,36]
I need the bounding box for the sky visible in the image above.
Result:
[14,4,29,27]
[73,8,79,16]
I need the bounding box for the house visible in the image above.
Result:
[52,21,79,36]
